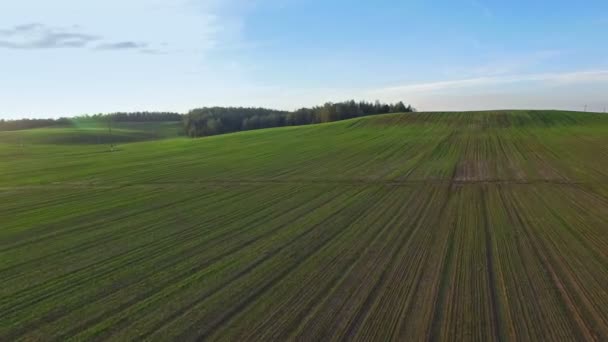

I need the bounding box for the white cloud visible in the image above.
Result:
[369,70,608,95]
[466,50,563,77]
[0,23,100,49]
[0,0,235,55]
[180,69,608,112]
[362,70,608,112]
[0,23,171,54]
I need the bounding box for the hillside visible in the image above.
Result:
[0,121,183,145]
[1,110,608,341]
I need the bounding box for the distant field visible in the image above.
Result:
[0,121,183,145]
[1,110,608,341]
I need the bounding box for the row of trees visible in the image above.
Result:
[2,101,414,136]
[0,112,182,131]
[184,100,414,137]
[0,118,72,131]
[84,112,182,122]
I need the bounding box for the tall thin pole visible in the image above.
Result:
[108,116,114,152]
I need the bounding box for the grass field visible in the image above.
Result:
[0,121,183,145]
[1,110,608,341]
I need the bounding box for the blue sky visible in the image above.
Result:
[1,0,608,119]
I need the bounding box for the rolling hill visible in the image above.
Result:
[0,120,184,145]
[1,110,608,341]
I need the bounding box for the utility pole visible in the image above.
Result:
[108,116,114,152]
[584,104,588,112]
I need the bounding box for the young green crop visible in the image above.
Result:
[1,110,607,341]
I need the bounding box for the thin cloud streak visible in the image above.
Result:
[371,70,608,95]
[0,23,45,35]
[0,23,164,54]
[96,41,148,50]
[0,23,100,49]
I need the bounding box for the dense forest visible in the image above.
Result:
[1,101,414,136]
[184,100,414,137]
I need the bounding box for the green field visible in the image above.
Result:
[2,110,608,341]
[0,120,183,145]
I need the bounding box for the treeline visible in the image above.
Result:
[84,112,182,122]
[184,100,414,137]
[0,118,72,131]
[2,101,415,136]
[184,107,288,137]
[0,112,182,131]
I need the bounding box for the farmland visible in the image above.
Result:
[1,110,608,341]
[0,120,184,145]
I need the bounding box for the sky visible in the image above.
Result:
[1,0,608,119]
